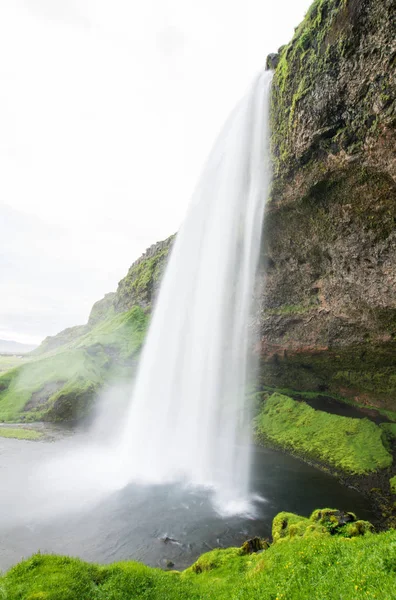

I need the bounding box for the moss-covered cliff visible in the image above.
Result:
[259,0,396,409]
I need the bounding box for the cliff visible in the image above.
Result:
[259,0,396,410]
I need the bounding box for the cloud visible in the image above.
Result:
[156,26,186,57]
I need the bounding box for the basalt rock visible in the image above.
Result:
[265,53,280,71]
[257,0,396,410]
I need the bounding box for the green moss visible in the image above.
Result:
[273,509,373,543]
[0,427,43,440]
[115,236,174,310]
[272,511,326,543]
[380,423,396,451]
[270,0,394,180]
[1,515,396,600]
[390,476,396,495]
[187,548,243,574]
[254,393,392,474]
[271,0,347,174]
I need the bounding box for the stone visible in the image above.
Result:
[265,53,280,70]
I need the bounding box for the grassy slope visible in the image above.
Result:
[0,427,43,440]
[0,307,148,422]
[255,393,392,474]
[0,355,26,374]
[1,510,395,600]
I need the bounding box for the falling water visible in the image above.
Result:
[119,70,273,513]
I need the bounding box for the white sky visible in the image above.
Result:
[0,0,312,345]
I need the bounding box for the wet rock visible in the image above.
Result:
[241,537,270,554]
[256,0,396,409]
[160,536,180,545]
[265,53,280,70]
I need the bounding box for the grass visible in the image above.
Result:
[0,307,148,422]
[254,393,392,474]
[1,513,396,600]
[0,355,26,374]
[0,427,43,440]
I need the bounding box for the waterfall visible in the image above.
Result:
[119,70,272,513]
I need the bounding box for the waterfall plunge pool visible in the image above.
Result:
[0,436,374,572]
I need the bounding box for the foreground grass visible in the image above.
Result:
[1,515,395,600]
[255,393,392,474]
[0,427,43,440]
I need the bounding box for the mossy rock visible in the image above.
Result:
[273,508,373,543]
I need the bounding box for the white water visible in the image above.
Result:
[118,70,273,512]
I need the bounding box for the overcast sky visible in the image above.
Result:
[0,0,312,345]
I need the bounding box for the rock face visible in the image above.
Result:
[114,235,174,313]
[258,0,396,409]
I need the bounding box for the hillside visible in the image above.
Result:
[0,236,173,422]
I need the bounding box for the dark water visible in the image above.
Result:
[299,395,389,424]
[0,439,374,573]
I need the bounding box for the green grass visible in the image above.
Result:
[0,307,148,422]
[254,393,392,474]
[0,427,43,440]
[1,513,395,600]
[0,355,26,374]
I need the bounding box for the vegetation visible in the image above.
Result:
[254,393,392,474]
[390,476,396,495]
[270,0,394,179]
[0,307,148,422]
[380,423,396,453]
[0,355,26,374]
[0,236,174,424]
[115,236,174,311]
[272,508,373,542]
[0,427,43,440]
[1,509,395,600]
